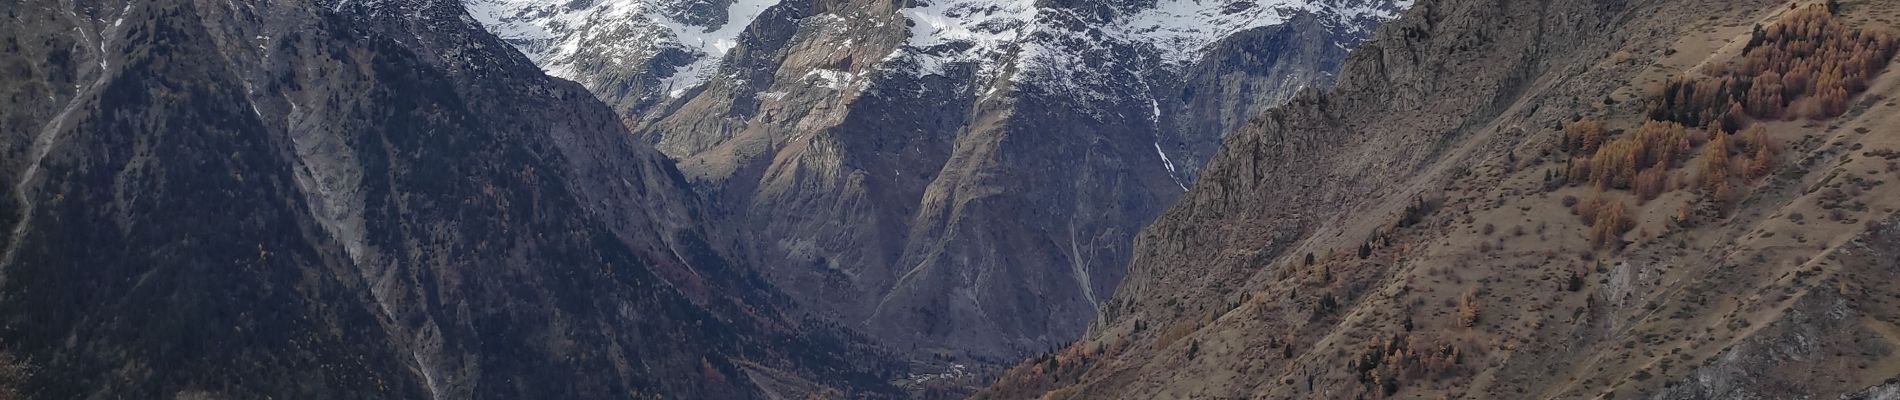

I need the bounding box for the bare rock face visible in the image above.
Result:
[0,0,899,398]
[466,0,1409,364]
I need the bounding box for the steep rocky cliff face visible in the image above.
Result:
[467,0,1409,363]
[978,0,1900,398]
[0,0,898,398]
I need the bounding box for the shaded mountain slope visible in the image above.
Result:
[0,0,898,398]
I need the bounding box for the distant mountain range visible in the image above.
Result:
[463,0,1409,365]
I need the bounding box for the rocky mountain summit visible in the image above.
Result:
[0,0,898,398]
[465,0,1410,365]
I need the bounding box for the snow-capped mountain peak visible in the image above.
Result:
[465,0,781,97]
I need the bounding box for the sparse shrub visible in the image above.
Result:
[1397,196,1441,228]
[1457,289,1483,327]
[699,357,727,383]
[1040,386,1082,400]
[1672,202,1697,228]
[1694,131,1757,215]
[1155,321,1198,351]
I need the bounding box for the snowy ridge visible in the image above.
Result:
[1112,0,1314,65]
[465,0,781,97]
[1112,0,1409,64]
[462,0,1405,100]
[886,0,1410,80]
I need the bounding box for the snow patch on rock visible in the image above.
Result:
[804,69,860,90]
[652,0,778,96]
[887,0,1039,78]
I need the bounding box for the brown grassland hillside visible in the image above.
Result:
[977,0,1900,398]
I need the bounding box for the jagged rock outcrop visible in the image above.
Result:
[0,0,898,398]
[466,0,1409,364]
[977,0,1900,398]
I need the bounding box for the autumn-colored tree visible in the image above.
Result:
[1588,198,1634,249]
[1567,157,1593,185]
[1349,333,1468,395]
[1634,166,1670,202]
[1743,126,1777,179]
[1745,76,1787,119]
[1635,121,1693,168]
[1804,85,1851,119]
[1457,289,1483,327]
[1575,194,1607,224]
[1586,121,1690,190]
[1566,119,1607,153]
[1718,102,1749,132]
[1694,131,1746,215]
[1699,132,1734,194]
[1655,5,1898,123]
[1590,139,1642,190]
[1748,144,1777,179]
